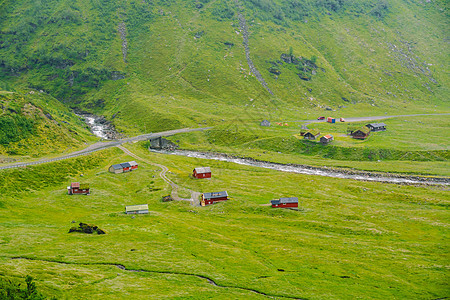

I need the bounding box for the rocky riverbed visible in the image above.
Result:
[150,149,449,186]
[77,113,121,140]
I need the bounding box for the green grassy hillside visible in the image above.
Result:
[0,89,94,159]
[0,0,448,135]
[0,143,447,299]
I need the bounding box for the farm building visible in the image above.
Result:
[129,161,138,170]
[366,123,387,132]
[109,164,124,174]
[327,117,336,123]
[193,167,211,179]
[67,182,90,195]
[271,197,298,208]
[125,204,149,214]
[108,161,139,173]
[201,191,228,206]
[351,126,371,140]
[260,119,271,127]
[320,134,334,145]
[304,129,320,140]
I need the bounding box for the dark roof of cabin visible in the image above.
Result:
[111,164,123,169]
[203,191,228,199]
[271,197,298,205]
[120,162,131,168]
[367,123,386,128]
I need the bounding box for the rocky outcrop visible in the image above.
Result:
[69,222,106,234]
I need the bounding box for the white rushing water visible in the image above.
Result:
[83,116,109,139]
[150,149,449,186]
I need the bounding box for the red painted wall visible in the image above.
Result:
[272,202,298,208]
[194,172,211,179]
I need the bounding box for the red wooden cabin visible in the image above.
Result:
[351,126,371,140]
[271,197,298,208]
[120,162,132,172]
[201,191,228,206]
[67,182,90,195]
[193,167,211,179]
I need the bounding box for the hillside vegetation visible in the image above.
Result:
[0,0,448,135]
[0,89,93,159]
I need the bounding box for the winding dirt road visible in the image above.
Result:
[117,145,201,206]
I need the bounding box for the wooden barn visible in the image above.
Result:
[304,129,320,140]
[129,161,139,170]
[109,164,124,174]
[125,204,149,214]
[67,182,90,195]
[366,123,387,132]
[351,126,371,140]
[271,197,298,208]
[109,161,139,174]
[260,119,271,127]
[320,134,334,145]
[201,191,228,206]
[193,167,211,179]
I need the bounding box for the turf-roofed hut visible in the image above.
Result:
[193,167,211,179]
[351,126,371,140]
[201,191,228,206]
[271,197,298,208]
[67,182,90,195]
[304,129,320,140]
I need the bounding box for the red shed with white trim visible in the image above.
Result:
[67,182,90,195]
[201,191,228,206]
[193,167,211,179]
[271,197,298,208]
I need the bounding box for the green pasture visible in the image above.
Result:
[0,143,448,299]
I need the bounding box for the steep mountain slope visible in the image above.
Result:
[0,88,93,159]
[0,0,448,134]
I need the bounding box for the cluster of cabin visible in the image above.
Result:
[109,161,138,173]
[300,129,334,145]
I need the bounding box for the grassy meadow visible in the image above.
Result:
[0,142,448,299]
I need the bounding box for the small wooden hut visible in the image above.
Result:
[193,167,211,179]
[125,204,149,214]
[351,126,371,140]
[271,197,298,208]
[366,123,387,132]
[201,191,228,206]
[320,134,334,145]
[67,182,90,195]
[304,129,320,140]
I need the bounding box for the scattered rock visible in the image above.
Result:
[162,195,174,202]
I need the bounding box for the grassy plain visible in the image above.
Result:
[0,142,448,299]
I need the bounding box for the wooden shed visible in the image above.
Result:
[193,167,211,179]
[125,204,149,214]
[271,197,298,208]
[201,191,228,206]
[320,134,334,145]
[351,126,371,140]
[304,129,320,140]
[109,164,123,174]
[366,123,387,132]
[67,182,90,195]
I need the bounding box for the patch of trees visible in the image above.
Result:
[211,1,235,20]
